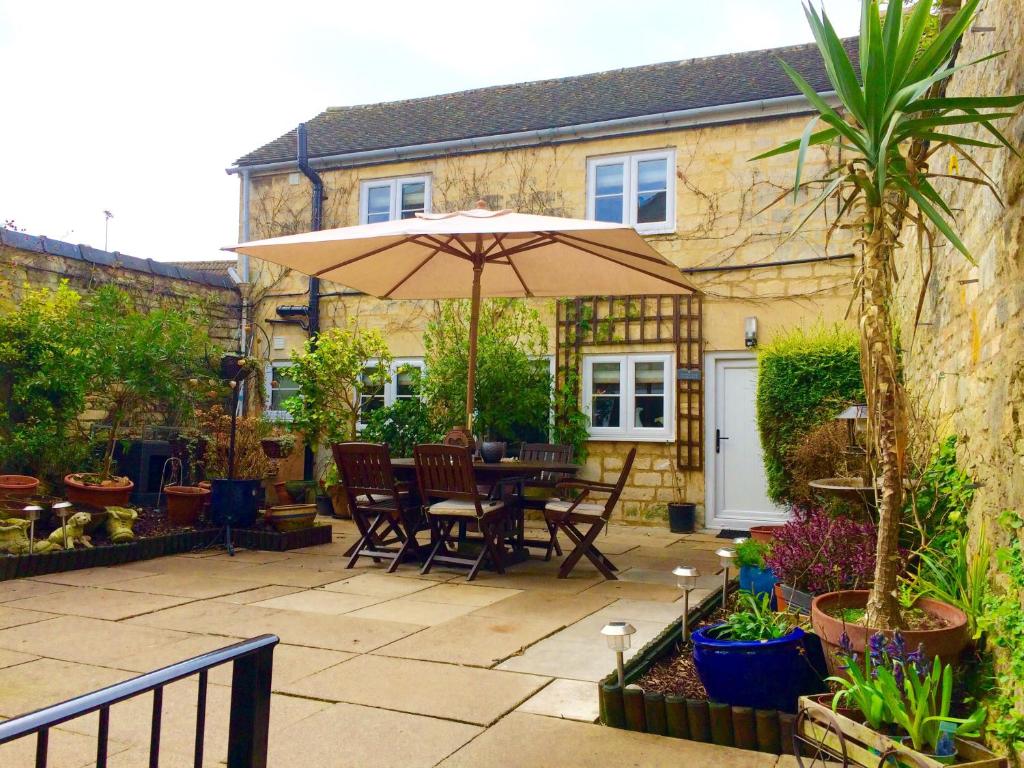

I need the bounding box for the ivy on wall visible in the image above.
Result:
[756,323,864,505]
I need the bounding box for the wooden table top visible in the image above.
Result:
[388,458,580,475]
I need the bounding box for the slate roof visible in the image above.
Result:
[166,259,237,278]
[235,38,854,167]
[0,228,237,290]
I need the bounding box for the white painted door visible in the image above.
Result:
[707,354,786,529]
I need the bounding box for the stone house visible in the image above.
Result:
[229,39,859,527]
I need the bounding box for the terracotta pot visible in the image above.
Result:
[64,474,134,507]
[805,692,864,724]
[811,590,968,673]
[273,481,295,505]
[198,481,212,515]
[164,485,210,526]
[327,483,351,519]
[749,524,781,543]
[0,475,40,498]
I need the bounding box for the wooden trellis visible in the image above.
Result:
[555,294,704,471]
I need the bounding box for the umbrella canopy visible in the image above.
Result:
[227,203,698,431]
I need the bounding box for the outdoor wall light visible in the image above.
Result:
[744,316,758,348]
[715,547,737,609]
[23,506,42,554]
[52,501,73,549]
[601,621,637,688]
[673,566,700,644]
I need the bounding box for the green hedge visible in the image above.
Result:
[756,324,864,505]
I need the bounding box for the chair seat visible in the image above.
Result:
[428,499,504,518]
[544,499,605,518]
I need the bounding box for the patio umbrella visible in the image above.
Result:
[227,203,698,431]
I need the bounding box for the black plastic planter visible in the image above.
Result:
[210,479,261,527]
[667,502,696,533]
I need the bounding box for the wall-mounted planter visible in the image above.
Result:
[597,584,798,755]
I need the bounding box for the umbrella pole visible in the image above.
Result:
[465,262,483,433]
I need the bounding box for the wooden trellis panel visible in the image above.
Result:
[555,295,704,471]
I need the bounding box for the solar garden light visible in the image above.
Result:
[601,621,637,688]
[52,501,73,548]
[715,547,737,609]
[673,566,700,644]
[23,506,42,554]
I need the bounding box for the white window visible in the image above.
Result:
[264,362,299,421]
[357,358,426,428]
[586,150,675,234]
[581,353,674,441]
[359,176,431,224]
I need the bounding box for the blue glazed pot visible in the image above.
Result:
[739,565,778,601]
[691,624,819,712]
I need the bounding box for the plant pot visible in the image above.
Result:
[326,484,351,519]
[164,485,210,527]
[63,474,134,507]
[667,502,696,533]
[284,480,315,504]
[265,504,317,533]
[0,475,40,498]
[260,438,293,459]
[738,565,778,601]
[209,478,261,528]
[220,354,244,380]
[479,441,506,464]
[805,692,865,724]
[811,590,969,674]
[749,524,781,543]
[273,481,295,505]
[775,583,814,615]
[691,624,824,712]
[315,495,333,518]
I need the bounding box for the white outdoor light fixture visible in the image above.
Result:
[673,566,700,644]
[716,547,737,609]
[744,316,758,348]
[52,501,73,549]
[23,506,42,554]
[601,621,637,688]
[733,536,748,545]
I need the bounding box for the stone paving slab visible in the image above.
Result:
[0,658,133,717]
[471,589,612,624]
[0,647,37,669]
[346,597,479,626]
[3,587,192,621]
[516,678,600,722]
[406,582,521,607]
[231,562,347,587]
[0,605,54,630]
[321,571,438,598]
[102,571,273,599]
[281,653,549,726]
[251,589,382,614]
[578,579,683,602]
[0,579,67,602]
[0,615,196,666]
[212,584,304,604]
[30,564,159,587]
[265,702,481,768]
[437,711,780,768]
[208,643,353,688]
[0,720,130,768]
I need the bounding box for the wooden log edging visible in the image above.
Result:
[597,581,792,755]
[0,524,333,580]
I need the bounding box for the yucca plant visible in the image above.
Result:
[755,0,1023,629]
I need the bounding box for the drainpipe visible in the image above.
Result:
[296,123,325,482]
[238,167,252,414]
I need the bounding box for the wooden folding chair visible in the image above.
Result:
[413,444,510,582]
[516,442,573,555]
[542,446,637,580]
[331,442,424,573]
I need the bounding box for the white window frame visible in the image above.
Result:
[357,358,426,429]
[359,175,431,224]
[581,353,674,441]
[264,361,298,422]
[585,149,676,235]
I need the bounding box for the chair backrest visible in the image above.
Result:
[331,442,400,507]
[600,446,638,520]
[412,444,480,504]
[519,443,573,482]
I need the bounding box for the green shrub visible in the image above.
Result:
[756,323,863,505]
[360,397,442,458]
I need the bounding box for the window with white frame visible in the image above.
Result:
[586,150,675,234]
[264,362,299,421]
[581,353,673,441]
[359,176,430,224]
[357,358,425,428]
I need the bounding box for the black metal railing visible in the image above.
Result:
[0,634,279,768]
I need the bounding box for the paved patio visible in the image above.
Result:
[0,519,785,767]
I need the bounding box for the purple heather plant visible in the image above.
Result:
[765,506,879,594]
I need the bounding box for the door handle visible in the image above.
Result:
[716,429,729,453]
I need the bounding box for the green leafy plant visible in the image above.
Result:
[552,368,589,462]
[756,0,1023,628]
[756,324,863,505]
[736,539,770,569]
[282,322,392,447]
[0,282,92,482]
[713,590,791,642]
[905,436,974,552]
[421,299,550,441]
[361,397,442,458]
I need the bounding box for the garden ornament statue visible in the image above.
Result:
[104,506,138,543]
[44,511,94,550]
[0,518,58,554]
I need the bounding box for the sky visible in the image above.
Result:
[0,0,861,262]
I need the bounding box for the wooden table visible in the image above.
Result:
[388,457,581,555]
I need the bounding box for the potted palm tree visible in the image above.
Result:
[755,0,1022,655]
